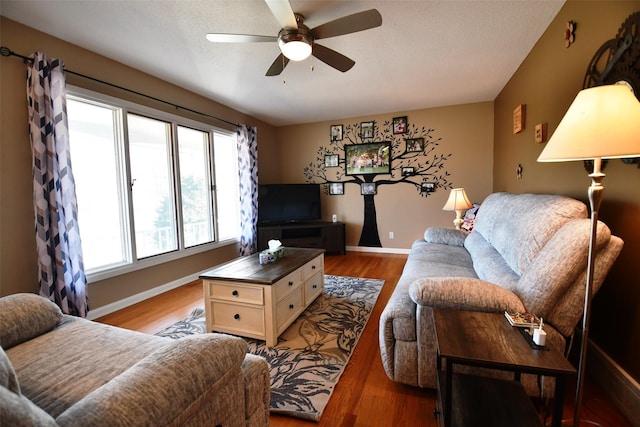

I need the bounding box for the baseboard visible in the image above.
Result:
[87,268,207,321]
[587,341,640,427]
[346,245,410,254]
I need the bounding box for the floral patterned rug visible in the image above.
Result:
[156,275,384,421]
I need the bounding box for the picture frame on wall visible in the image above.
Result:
[360,121,375,139]
[330,124,343,141]
[324,154,339,167]
[392,116,408,134]
[402,167,415,176]
[345,141,391,176]
[405,138,424,153]
[329,182,344,195]
[361,182,377,195]
[421,182,435,193]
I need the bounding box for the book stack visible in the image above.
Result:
[504,311,541,328]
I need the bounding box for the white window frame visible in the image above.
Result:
[67,86,239,283]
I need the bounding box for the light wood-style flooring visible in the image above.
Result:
[96,252,631,427]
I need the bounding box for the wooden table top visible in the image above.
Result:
[432,309,576,376]
[199,247,324,285]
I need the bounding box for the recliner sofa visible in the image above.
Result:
[1,293,270,426]
[379,192,623,395]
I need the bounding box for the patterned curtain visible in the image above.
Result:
[27,52,88,317]
[237,125,258,256]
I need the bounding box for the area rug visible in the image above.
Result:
[156,274,384,421]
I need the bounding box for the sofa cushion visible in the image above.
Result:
[464,231,519,291]
[7,316,169,418]
[0,293,63,349]
[518,219,612,327]
[472,193,587,275]
[0,346,20,394]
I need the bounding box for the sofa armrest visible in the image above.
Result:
[56,334,250,427]
[409,277,526,313]
[242,354,270,425]
[423,227,466,246]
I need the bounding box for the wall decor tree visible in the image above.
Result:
[303,119,453,247]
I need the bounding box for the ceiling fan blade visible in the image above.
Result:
[311,9,382,40]
[266,53,290,76]
[312,43,355,72]
[206,33,277,43]
[265,0,298,30]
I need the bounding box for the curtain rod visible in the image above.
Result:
[0,46,240,128]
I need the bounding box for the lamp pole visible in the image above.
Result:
[574,157,605,427]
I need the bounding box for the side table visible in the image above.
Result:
[432,309,576,427]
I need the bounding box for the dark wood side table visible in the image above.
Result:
[432,309,576,427]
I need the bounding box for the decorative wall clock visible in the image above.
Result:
[582,11,640,170]
[583,11,640,99]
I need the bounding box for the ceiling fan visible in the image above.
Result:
[205,0,382,76]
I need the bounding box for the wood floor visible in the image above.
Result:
[96,252,632,427]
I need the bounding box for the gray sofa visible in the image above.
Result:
[0,293,270,427]
[379,192,623,395]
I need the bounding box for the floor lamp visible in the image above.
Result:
[537,83,640,426]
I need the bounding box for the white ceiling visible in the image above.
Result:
[1,0,565,127]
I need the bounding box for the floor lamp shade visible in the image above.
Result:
[538,84,640,162]
[443,188,473,230]
[537,83,640,427]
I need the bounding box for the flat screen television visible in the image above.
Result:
[258,184,321,224]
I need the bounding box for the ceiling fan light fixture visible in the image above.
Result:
[278,27,313,61]
[279,40,312,61]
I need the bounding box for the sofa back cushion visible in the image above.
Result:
[471,193,587,276]
[0,293,63,349]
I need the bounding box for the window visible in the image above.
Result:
[67,88,239,279]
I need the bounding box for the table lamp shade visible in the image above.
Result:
[538,84,640,162]
[443,188,473,211]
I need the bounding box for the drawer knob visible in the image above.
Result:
[312,284,317,289]
[311,265,316,270]
[288,281,293,286]
[234,313,240,320]
[232,290,239,296]
[289,304,294,310]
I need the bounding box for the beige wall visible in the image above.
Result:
[0,18,278,309]
[270,103,494,249]
[494,1,640,381]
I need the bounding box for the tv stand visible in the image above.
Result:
[258,221,346,255]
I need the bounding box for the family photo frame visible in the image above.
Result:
[406,138,424,153]
[345,141,391,176]
[330,124,343,141]
[392,116,408,134]
[360,121,375,139]
[329,182,344,195]
[324,154,339,167]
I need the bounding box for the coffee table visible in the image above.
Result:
[200,247,324,346]
[432,309,576,427]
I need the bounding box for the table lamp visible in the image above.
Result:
[537,83,640,427]
[443,188,473,230]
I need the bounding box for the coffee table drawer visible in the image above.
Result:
[274,270,303,302]
[276,287,303,332]
[211,302,265,335]
[208,281,264,305]
[303,255,324,280]
[304,272,324,306]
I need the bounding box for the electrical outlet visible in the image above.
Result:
[389,231,394,239]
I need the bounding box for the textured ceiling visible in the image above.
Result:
[1,0,565,127]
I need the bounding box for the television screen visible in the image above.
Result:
[258,184,321,224]
[345,141,391,175]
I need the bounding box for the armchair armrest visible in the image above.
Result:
[56,334,249,427]
[409,277,526,313]
[423,227,467,246]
